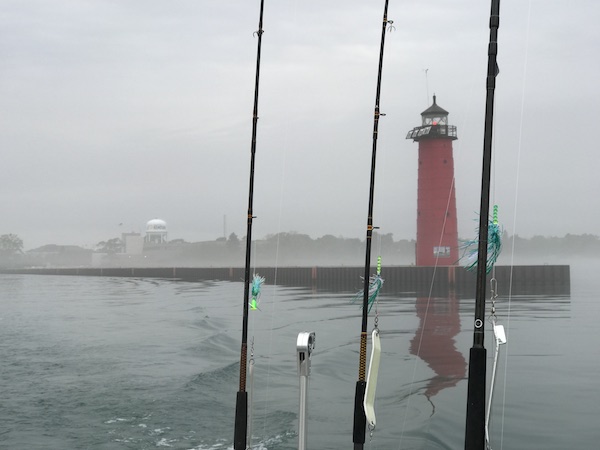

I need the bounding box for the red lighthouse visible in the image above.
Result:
[406,95,459,266]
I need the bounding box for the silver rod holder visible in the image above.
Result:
[297,331,316,450]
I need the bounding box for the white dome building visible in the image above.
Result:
[145,219,168,244]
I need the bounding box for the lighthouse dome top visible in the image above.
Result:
[421,95,450,126]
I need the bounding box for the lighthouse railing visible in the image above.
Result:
[406,124,458,141]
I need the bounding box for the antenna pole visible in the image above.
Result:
[424,68,430,106]
[464,0,501,449]
[234,1,265,448]
[353,1,391,448]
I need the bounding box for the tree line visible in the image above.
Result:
[1,232,600,268]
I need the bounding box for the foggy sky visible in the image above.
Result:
[2,0,599,251]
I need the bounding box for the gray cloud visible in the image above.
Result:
[1,0,598,250]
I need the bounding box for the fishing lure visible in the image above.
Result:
[462,205,502,274]
[249,274,265,310]
[353,256,384,313]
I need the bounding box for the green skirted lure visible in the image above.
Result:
[462,205,502,274]
[353,256,384,313]
[249,274,265,311]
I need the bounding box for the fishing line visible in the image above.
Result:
[398,18,491,447]
[485,93,502,447]
[247,240,263,447]
[252,1,298,444]
[248,242,256,447]
[256,114,287,447]
[397,248,442,447]
[397,181,457,448]
[397,94,466,448]
[256,2,305,443]
[497,2,532,449]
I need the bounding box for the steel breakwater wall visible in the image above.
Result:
[5,265,570,296]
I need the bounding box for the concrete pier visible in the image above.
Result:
[2,265,570,296]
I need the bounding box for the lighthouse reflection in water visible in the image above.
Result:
[411,293,466,400]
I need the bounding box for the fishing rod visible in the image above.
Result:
[353,1,391,448]
[234,1,265,449]
[464,0,501,449]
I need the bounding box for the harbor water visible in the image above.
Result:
[0,261,596,449]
